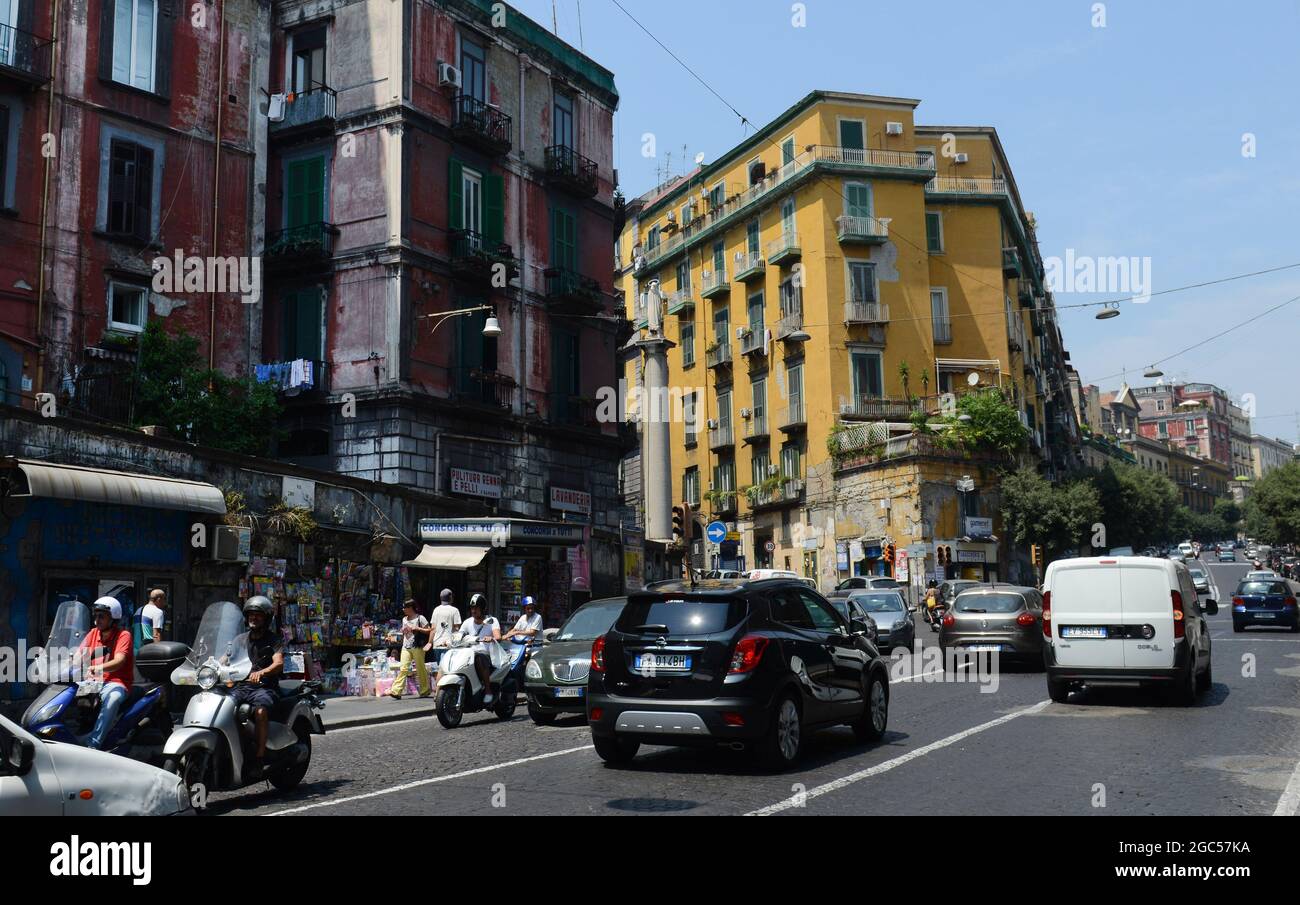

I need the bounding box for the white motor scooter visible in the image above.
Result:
[161,602,325,807]
[435,635,529,728]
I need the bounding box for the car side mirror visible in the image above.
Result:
[1204,599,1218,616]
[907,605,918,613]
[849,619,870,636]
[1,734,35,777]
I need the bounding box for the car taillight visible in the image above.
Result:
[942,613,955,628]
[1171,590,1185,639]
[1042,591,1052,638]
[1232,597,1245,608]
[1016,612,1036,627]
[1285,598,1298,609]
[729,635,769,674]
[591,635,606,672]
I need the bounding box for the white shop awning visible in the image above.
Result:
[2,457,226,515]
[403,544,492,570]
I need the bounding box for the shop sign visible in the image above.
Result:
[419,519,584,546]
[282,476,316,510]
[836,542,849,570]
[957,550,986,563]
[549,486,592,514]
[963,516,994,537]
[449,468,502,499]
[850,540,864,562]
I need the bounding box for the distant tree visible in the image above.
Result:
[1000,466,1102,563]
[1090,462,1179,548]
[1248,462,1300,545]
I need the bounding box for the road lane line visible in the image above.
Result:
[746,700,1050,816]
[267,744,594,815]
[1274,758,1300,816]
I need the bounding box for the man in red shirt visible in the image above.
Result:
[79,597,134,749]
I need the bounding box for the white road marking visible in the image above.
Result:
[1273,757,1300,816]
[890,660,974,684]
[267,744,594,815]
[747,700,1051,816]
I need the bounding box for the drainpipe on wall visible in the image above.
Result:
[515,53,530,418]
[208,0,227,374]
[33,0,61,403]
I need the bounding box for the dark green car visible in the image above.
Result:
[524,597,626,724]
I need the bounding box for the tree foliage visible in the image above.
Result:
[942,388,1029,456]
[1087,462,1181,550]
[1000,466,1102,562]
[1245,462,1300,544]
[134,322,282,457]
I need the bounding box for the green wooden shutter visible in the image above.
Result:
[449,159,463,230]
[298,288,322,359]
[483,172,504,244]
[287,157,324,229]
[552,208,576,270]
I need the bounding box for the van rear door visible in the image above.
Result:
[1050,561,1123,668]
[1121,561,1178,670]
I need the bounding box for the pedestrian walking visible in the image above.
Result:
[430,588,462,680]
[388,599,432,699]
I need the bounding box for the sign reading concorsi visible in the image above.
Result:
[419,519,585,546]
[449,467,502,499]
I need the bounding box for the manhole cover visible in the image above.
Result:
[606,797,699,813]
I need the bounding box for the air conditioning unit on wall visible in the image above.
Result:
[438,62,462,90]
[885,121,903,135]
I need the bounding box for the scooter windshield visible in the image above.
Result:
[30,600,92,683]
[172,601,252,686]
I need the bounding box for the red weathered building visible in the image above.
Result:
[1,0,265,417]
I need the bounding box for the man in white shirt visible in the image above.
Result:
[505,596,543,644]
[133,588,167,650]
[455,594,501,703]
[428,588,462,678]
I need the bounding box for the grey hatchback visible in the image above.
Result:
[938,585,1045,667]
[524,597,626,723]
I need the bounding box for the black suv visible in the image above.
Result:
[586,578,891,769]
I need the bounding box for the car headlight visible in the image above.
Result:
[525,658,543,680]
[197,665,218,690]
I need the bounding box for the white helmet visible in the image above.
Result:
[92,596,123,622]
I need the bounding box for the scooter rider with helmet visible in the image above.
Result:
[79,596,134,749]
[456,593,501,704]
[231,596,284,777]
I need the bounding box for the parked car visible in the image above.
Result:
[525,597,626,724]
[0,712,193,816]
[835,576,902,591]
[586,578,892,769]
[1231,579,1299,632]
[1042,556,1214,704]
[938,585,1044,667]
[832,590,915,653]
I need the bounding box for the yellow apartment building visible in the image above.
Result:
[616,90,1078,587]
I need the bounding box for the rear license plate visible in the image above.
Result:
[1255,613,1275,619]
[962,644,1003,652]
[633,654,691,671]
[553,687,584,698]
[1062,626,1108,639]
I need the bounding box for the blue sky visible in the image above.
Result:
[514,0,1300,443]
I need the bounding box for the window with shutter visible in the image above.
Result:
[282,287,324,361]
[107,139,153,241]
[104,0,173,95]
[551,207,577,271]
[286,156,326,231]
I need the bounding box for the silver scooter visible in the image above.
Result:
[161,602,324,806]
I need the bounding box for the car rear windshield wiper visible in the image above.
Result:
[962,608,987,613]
[630,623,670,634]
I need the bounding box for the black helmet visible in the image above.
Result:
[243,595,274,618]
[469,593,487,610]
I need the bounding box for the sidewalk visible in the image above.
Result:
[319,692,440,730]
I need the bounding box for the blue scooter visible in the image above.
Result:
[22,600,184,761]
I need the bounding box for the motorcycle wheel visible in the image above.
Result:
[162,752,207,811]
[494,688,518,721]
[436,686,463,728]
[269,722,312,791]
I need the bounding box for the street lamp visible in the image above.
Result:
[1143,366,1164,378]
[1095,304,1120,320]
[417,305,500,339]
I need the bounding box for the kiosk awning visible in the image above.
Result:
[403,544,492,570]
[2,457,226,515]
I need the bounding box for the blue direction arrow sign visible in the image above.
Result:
[705,521,727,544]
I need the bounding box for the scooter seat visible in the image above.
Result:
[125,682,159,706]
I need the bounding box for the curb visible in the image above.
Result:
[320,702,439,731]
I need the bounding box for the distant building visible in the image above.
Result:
[1133,383,1233,471]
[1251,434,1296,479]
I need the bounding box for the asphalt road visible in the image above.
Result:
[209,554,1300,817]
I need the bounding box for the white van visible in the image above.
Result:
[1042,556,1215,704]
[1178,542,1195,560]
[0,712,193,816]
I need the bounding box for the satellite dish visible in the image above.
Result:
[694,152,705,165]
[966,372,980,387]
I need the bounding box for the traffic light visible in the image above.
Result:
[936,545,948,567]
[884,543,896,564]
[672,506,684,543]
[681,502,694,545]
[1030,544,1042,566]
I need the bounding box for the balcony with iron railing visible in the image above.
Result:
[632,145,934,274]
[453,367,515,410]
[544,267,603,315]
[450,94,512,155]
[701,268,729,299]
[1002,247,1022,277]
[839,395,916,421]
[665,288,694,315]
[775,306,803,340]
[708,490,739,518]
[844,301,890,325]
[548,392,600,429]
[1015,278,1034,306]
[544,145,599,198]
[739,326,766,357]
[778,399,806,432]
[734,252,766,282]
[270,86,337,137]
[767,232,801,266]
[264,222,340,266]
[705,341,733,369]
[743,415,770,444]
[924,176,1009,199]
[933,318,953,344]
[450,230,517,284]
[0,23,54,86]
[748,477,806,510]
[835,215,890,245]
[708,424,735,450]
